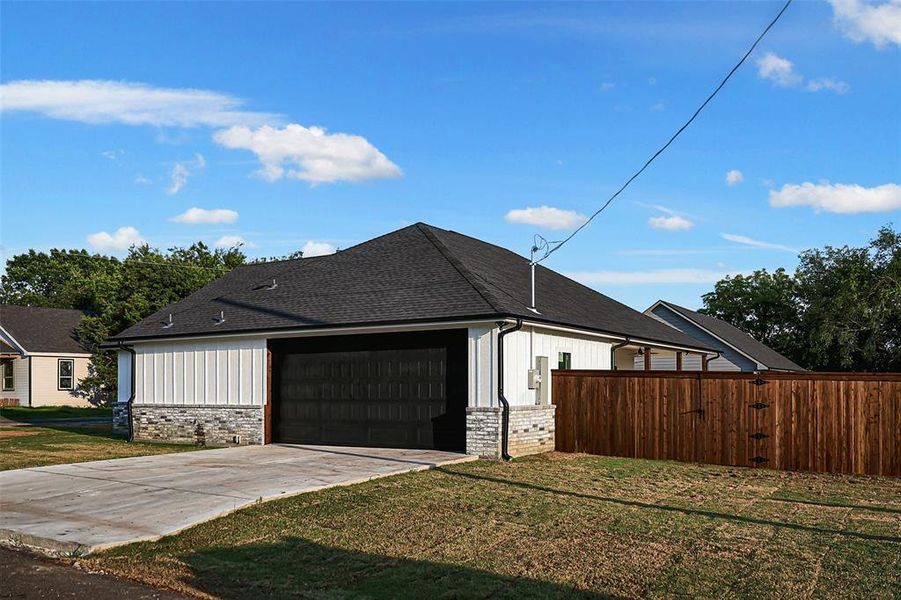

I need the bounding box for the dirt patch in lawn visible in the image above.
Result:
[82,452,901,599]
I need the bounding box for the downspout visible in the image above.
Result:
[497,318,523,461]
[610,338,631,371]
[117,343,136,442]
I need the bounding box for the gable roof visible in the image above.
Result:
[112,223,712,352]
[648,300,805,371]
[0,305,89,354]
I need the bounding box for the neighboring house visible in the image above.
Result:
[0,305,92,407]
[110,223,713,458]
[638,300,805,372]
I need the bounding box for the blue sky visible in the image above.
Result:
[2,1,899,311]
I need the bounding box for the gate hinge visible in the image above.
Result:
[750,432,769,440]
[750,456,769,464]
[749,402,769,410]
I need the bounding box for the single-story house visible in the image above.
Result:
[109,223,714,458]
[636,300,805,372]
[0,305,92,407]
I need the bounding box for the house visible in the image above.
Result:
[636,300,805,372]
[0,305,93,407]
[109,223,714,458]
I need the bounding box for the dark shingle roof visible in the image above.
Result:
[112,223,712,351]
[0,305,89,354]
[651,301,805,371]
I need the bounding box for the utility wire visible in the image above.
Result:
[535,0,793,265]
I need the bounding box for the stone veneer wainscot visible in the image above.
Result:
[465,405,555,459]
[128,405,263,446]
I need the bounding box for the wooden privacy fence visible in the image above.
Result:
[553,370,901,477]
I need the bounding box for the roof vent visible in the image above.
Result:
[162,314,174,329]
[214,310,226,325]
[253,278,278,291]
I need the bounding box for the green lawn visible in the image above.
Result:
[84,453,901,599]
[0,424,200,471]
[0,405,112,421]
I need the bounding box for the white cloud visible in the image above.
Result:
[650,100,665,111]
[769,181,901,213]
[600,82,616,92]
[806,78,851,94]
[756,52,802,87]
[756,52,849,94]
[134,174,151,185]
[171,207,239,224]
[649,215,694,231]
[214,235,256,249]
[721,233,798,253]
[726,169,744,186]
[302,240,337,257]
[567,268,742,286]
[0,80,279,127]
[214,124,402,184]
[101,149,124,161]
[87,226,145,251]
[828,0,901,48]
[504,206,588,230]
[167,153,205,195]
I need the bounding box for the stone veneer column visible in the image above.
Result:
[465,405,556,459]
[130,405,264,446]
[112,402,129,435]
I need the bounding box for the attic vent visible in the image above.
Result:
[214,310,226,325]
[162,314,174,329]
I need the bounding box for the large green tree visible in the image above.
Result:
[701,225,901,372]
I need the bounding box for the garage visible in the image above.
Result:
[269,329,468,451]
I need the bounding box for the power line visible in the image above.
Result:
[535,0,794,265]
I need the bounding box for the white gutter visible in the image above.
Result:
[111,319,504,345]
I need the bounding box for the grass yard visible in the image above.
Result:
[0,424,200,471]
[83,453,901,599]
[0,405,113,421]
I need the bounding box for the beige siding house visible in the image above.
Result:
[0,305,92,407]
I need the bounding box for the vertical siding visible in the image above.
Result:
[467,327,496,408]
[134,337,267,406]
[498,326,612,407]
[117,351,131,403]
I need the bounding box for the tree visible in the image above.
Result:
[700,225,901,372]
[794,226,901,371]
[700,268,799,359]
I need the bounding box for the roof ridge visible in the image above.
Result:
[416,224,506,315]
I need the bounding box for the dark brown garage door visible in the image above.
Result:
[270,330,467,451]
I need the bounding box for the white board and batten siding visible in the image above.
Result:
[118,338,267,406]
[468,324,612,408]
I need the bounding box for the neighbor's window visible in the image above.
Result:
[1,360,13,391]
[558,352,572,370]
[58,359,74,390]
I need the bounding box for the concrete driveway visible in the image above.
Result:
[0,444,474,555]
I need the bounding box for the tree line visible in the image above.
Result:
[700,225,900,372]
[1,225,898,404]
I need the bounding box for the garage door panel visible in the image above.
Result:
[271,330,466,451]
